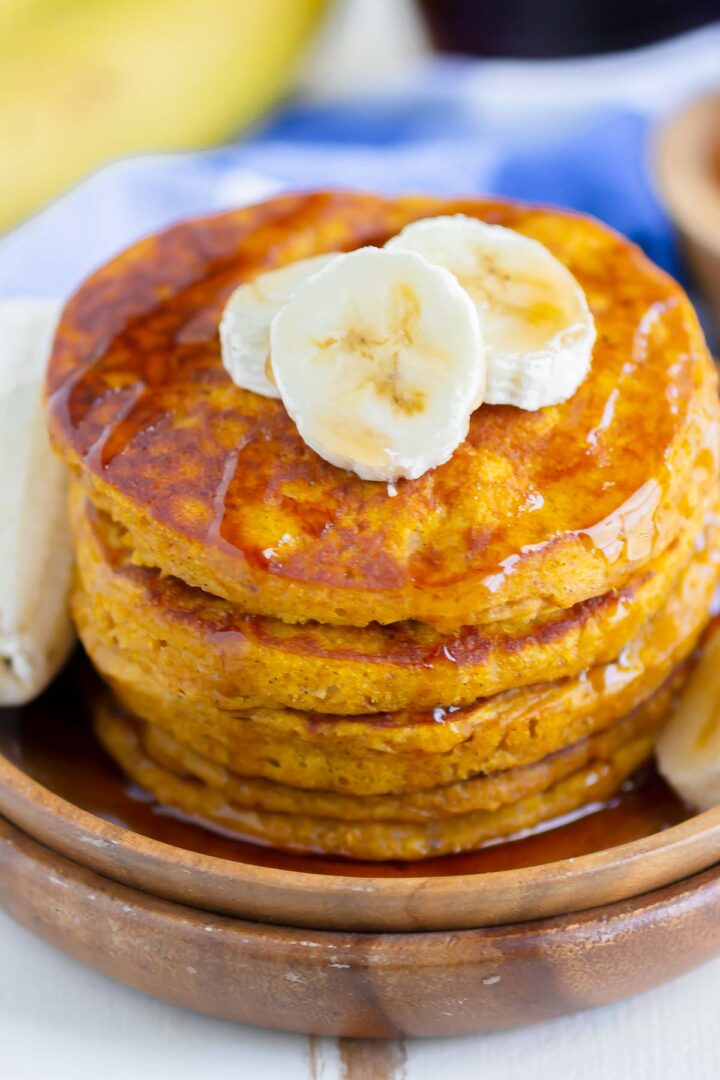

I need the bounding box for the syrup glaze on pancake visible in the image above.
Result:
[47,193,720,630]
[0,659,691,875]
[131,686,674,822]
[70,480,720,717]
[80,537,718,796]
[92,680,671,860]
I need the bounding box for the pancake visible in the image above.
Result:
[47,192,720,632]
[133,673,679,823]
[49,191,720,859]
[70,481,719,714]
[92,679,673,860]
[90,525,717,795]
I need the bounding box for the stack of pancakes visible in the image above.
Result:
[46,193,720,860]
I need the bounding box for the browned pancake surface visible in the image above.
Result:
[47,192,720,629]
[71,481,719,716]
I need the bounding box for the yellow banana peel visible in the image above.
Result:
[0,0,329,232]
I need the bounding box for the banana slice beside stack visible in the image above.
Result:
[0,298,75,705]
[387,215,596,411]
[220,253,340,397]
[270,247,485,482]
[657,623,720,811]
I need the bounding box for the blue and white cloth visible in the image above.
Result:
[0,23,718,308]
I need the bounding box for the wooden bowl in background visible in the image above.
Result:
[654,90,720,341]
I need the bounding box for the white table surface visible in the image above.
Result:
[2,905,720,1079]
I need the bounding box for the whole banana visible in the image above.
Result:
[0,0,329,231]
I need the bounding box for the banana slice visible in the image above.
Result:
[387,215,596,411]
[0,298,75,705]
[220,253,340,397]
[269,247,485,482]
[656,623,720,811]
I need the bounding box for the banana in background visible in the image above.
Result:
[0,0,330,232]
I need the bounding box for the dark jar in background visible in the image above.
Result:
[416,0,720,58]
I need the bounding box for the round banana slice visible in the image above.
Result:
[269,247,485,482]
[220,253,340,398]
[387,215,596,411]
[656,623,720,811]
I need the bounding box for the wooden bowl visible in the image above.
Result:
[654,90,720,339]
[1,668,720,933]
[3,812,720,1037]
[2,666,720,1034]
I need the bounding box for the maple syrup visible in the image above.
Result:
[0,656,690,879]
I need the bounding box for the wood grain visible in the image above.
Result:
[2,740,720,933]
[2,812,720,1038]
[339,1039,406,1079]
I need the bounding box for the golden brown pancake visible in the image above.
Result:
[48,191,720,860]
[135,678,677,823]
[85,523,717,795]
[70,481,719,714]
[47,192,720,631]
[93,678,673,860]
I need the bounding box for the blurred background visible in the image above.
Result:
[1,0,719,340]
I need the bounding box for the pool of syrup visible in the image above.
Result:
[0,657,692,878]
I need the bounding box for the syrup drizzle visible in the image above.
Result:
[45,196,705,604]
[0,660,692,879]
[577,478,662,564]
[207,446,242,555]
[632,296,679,364]
[84,382,147,472]
[480,477,664,597]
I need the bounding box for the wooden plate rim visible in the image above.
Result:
[4,811,720,1037]
[3,739,720,932]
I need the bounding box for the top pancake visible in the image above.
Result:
[46,192,720,629]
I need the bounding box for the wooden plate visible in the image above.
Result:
[1,663,720,933]
[2,811,720,1037]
